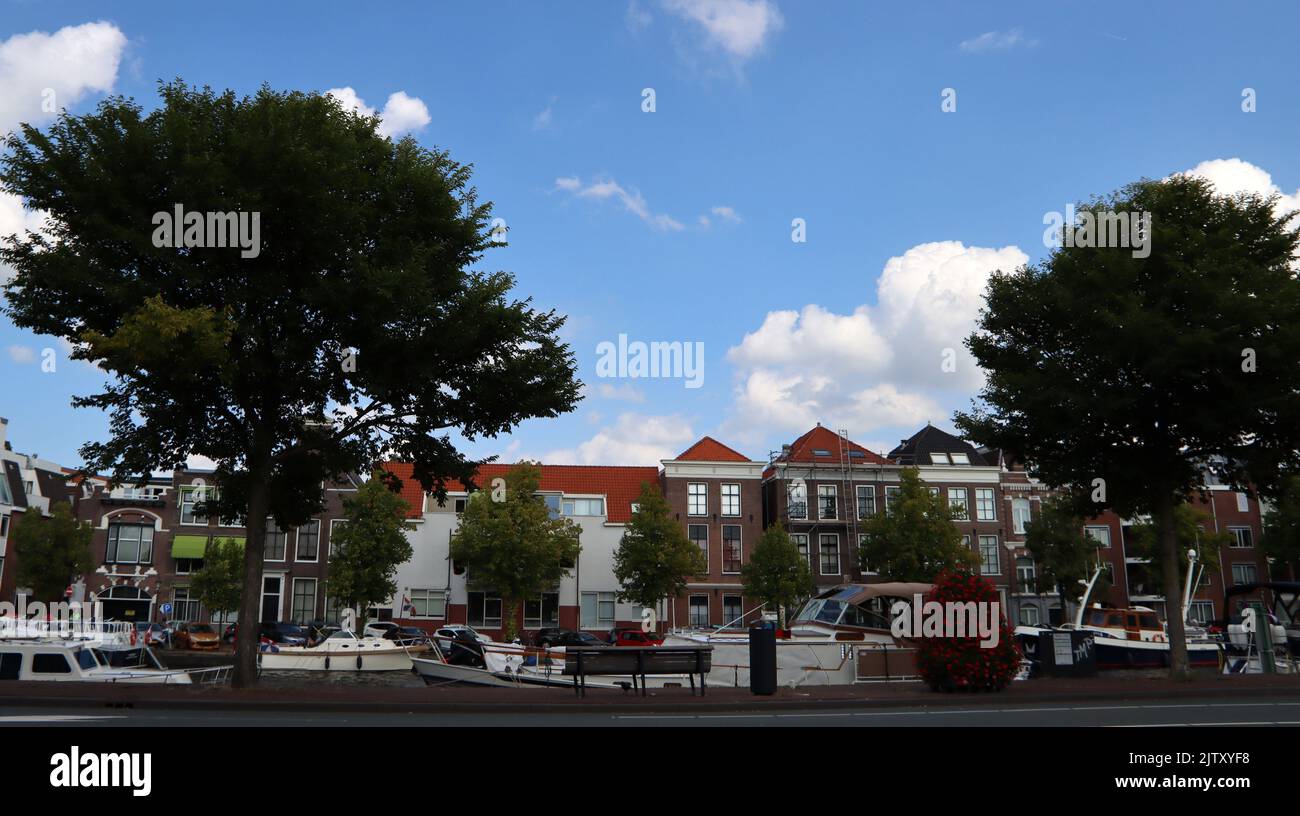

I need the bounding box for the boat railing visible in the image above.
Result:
[0,619,133,642]
[181,665,233,685]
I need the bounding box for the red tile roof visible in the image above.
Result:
[672,436,754,463]
[778,425,892,465]
[380,462,660,523]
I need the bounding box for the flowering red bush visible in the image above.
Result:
[914,569,1021,693]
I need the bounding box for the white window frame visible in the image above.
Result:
[975,488,997,522]
[263,517,288,562]
[1231,563,1258,586]
[1012,498,1032,535]
[1228,526,1253,549]
[688,595,709,628]
[295,519,321,562]
[1085,525,1111,548]
[290,577,318,624]
[408,588,447,620]
[791,533,810,569]
[720,483,741,517]
[817,484,837,521]
[948,487,968,521]
[787,481,807,520]
[856,484,876,519]
[687,483,707,516]
[979,535,1000,576]
[721,524,742,574]
[1236,492,1249,512]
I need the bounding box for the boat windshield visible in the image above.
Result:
[791,598,891,629]
[73,647,99,670]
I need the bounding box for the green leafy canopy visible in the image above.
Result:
[858,467,975,582]
[613,483,705,611]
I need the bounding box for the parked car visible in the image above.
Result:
[225,622,309,646]
[134,622,170,647]
[432,625,489,655]
[533,628,608,649]
[363,620,401,639]
[173,622,221,651]
[608,628,664,647]
[384,626,432,645]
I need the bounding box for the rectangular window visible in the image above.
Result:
[1229,527,1253,549]
[722,525,742,573]
[722,595,743,628]
[408,589,446,619]
[178,486,211,526]
[296,519,320,561]
[856,485,876,519]
[581,591,616,628]
[106,523,154,565]
[688,524,709,567]
[687,483,707,516]
[1085,526,1111,548]
[291,578,317,624]
[787,481,807,520]
[885,486,901,511]
[975,489,996,522]
[1015,557,1036,594]
[791,533,810,569]
[859,533,872,574]
[0,515,9,537]
[467,591,503,628]
[1231,563,1258,586]
[818,485,837,520]
[688,595,709,627]
[948,487,968,520]
[1019,605,1040,627]
[524,591,560,628]
[1188,600,1215,625]
[264,518,287,561]
[174,557,204,575]
[1236,492,1250,512]
[819,533,840,576]
[721,484,741,517]
[979,535,1000,576]
[562,498,605,517]
[328,519,348,556]
[1012,498,1031,535]
[172,586,201,621]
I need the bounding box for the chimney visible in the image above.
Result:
[0,417,7,452]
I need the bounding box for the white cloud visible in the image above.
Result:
[326,87,431,138]
[595,382,647,403]
[6,344,35,364]
[554,176,684,231]
[723,241,1028,442]
[959,28,1035,54]
[0,21,127,137]
[0,190,50,284]
[700,204,743,227]
[662,0,784,60]
[532,97,557,131]
[627,0,654,31]
[1178,158,1300,227]
[545,412,695,465]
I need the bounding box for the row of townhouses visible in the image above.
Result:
[0,415,1282,640]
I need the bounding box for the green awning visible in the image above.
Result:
[171,535,209,559]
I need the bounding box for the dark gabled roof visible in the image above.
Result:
[34,468,77,507]
[3,460,27,508]
[889,425,989,467]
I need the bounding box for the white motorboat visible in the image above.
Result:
[412,640,696,689]
[0,637,229,684]
[664,582,932,687]
[256,629,427,672]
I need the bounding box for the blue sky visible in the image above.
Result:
[3,1,1299,471]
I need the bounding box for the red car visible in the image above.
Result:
[608,628,664,647]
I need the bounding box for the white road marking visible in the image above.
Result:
[0,714,127,723]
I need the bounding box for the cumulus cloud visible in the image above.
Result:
[326,87,431,138]
[0,21,127,137]
[594,383,647,403]
[545,412,695,465]
[959,28,1035,53]
[532,96,557,131]
[699,205,743,228]
[6,345,35,364]
[553,176,684,231]
[723,241,1028,443]
[0,190,51,284]
[662,0,784,60]
[1178,158,1300,228]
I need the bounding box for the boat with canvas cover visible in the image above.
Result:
[256,629,427,672]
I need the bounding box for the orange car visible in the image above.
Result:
[174,622,221,651]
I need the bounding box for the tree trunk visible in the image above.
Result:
[232,455,272,689]
[1156,494,1190,680]
[503,598,519,642]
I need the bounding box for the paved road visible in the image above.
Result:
[4,697,1300,726]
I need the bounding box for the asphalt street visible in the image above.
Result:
[4,697,1300,726]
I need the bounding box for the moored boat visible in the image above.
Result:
[256,629,427,672]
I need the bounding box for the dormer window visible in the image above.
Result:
[930,453,951,464]
[812,449,831,457]
[950,453,970,465]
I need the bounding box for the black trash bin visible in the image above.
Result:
[749,623,777,695]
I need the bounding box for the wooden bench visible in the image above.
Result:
[562,646,712,698]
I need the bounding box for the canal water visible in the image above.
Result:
[255,669,426,689]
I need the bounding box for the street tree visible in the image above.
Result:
[188,537,244,633]
[956,175,1300,677]
[1,82,581,685]
[1023,494,1107,612]
[858,467,974,582]
[327,476,416,634]
[741,523,813,626]
[449,463,581,640]
[10,503,94,603]
[612,483,705,621]
[1262,475,1300,580]
[1126,505,1231,600]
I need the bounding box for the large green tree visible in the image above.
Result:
[1,82,580,685]
[326,476,415,633]
[741,523,813,626]
[188,537,244,634]
[956,175,1300,677]
[1023,494,1106,612]
[858,468,974,582]
[10,503,94,602]
[449,463,581,640]
[1262,475,1300,580]
[612,483,706,619]
[1126,505,1231,600]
